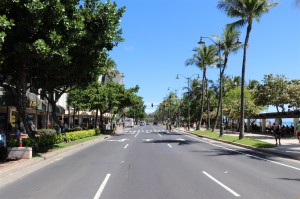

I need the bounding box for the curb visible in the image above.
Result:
[176,128,300,161]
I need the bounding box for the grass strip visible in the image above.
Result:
[192,130,275,148]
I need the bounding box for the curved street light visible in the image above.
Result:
[176,74,199,130]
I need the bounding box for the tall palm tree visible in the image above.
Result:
[212,27,241,132]
[218,0,278,139]
[186,44,218,129]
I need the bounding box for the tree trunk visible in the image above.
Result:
[239,23,252,139]
[206,81,210,130]
[197,69,206,130]
[73,107,76,127]
[212,62,226,132]
[95,108,98,128]
[16,64,33,138]
[99,109,104,133]
[48,92,64,132]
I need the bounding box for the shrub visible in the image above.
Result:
[66,127,82,132]
[66,129,96,141]
[6,129,97,153]
[38,129,56,135]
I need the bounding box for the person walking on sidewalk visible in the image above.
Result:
[273,123,281,145]
[296,121,300,143]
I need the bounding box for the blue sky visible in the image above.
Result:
[109,0,300,114]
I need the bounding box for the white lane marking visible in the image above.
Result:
[93,173,111,199]
[107,139,129,142]
[202,171,240,197]
[144,139,153,142]
[168,144,172,148]
[134,132,140,137]
[124,144,129,149]
[185,135,300,171]
[157,132,162,137]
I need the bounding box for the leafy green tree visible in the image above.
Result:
[68,81,140,132]
[186,44,218,129]
[287,80,300,109]
[36,1,125,132]
[0,0,125,136]
[0,15,13,51]
[67,88,90,128]
[218,0,278,139]
[126,96,146,122]
[0,0,85,137]
[254,74,289,113]
[223,86,264,130]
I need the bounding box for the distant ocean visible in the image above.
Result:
[256,119,295,126]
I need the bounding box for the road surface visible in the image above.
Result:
[1,125,300,199]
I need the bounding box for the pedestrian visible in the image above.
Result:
[64,123,69,131]
[296,121,300,143]
[169,121,172,132]
[273,123,281,145]
[112,122,116,135]
[183,122,187,131]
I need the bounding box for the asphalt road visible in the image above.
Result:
[1,125,300,199]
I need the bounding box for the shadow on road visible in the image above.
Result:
[277,177,300,182]
[143,139,200,145]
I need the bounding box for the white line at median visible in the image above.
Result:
[124,144,129,149]
[93,173,111,199]
[168,144,172,148]
[202,171,240,197]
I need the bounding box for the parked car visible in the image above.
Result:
[153,121,158,125]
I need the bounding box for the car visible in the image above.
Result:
[146,122,150,125]
[140,121,146,126]
[153,121,158,125]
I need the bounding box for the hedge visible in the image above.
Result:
[7,129,102,152]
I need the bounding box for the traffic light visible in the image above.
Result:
[151,103,153,107]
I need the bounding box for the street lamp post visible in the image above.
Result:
[199,36,224,136]
[176,74,199,131]
[198,36,240,136]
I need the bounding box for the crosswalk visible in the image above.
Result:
[122,130,162,134]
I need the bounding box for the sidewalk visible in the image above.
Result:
[176,127,300,161]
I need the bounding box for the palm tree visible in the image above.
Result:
[186,44,218,129]
[101,58,117,84]
[218,0,278,139]
[211,27,241,132]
